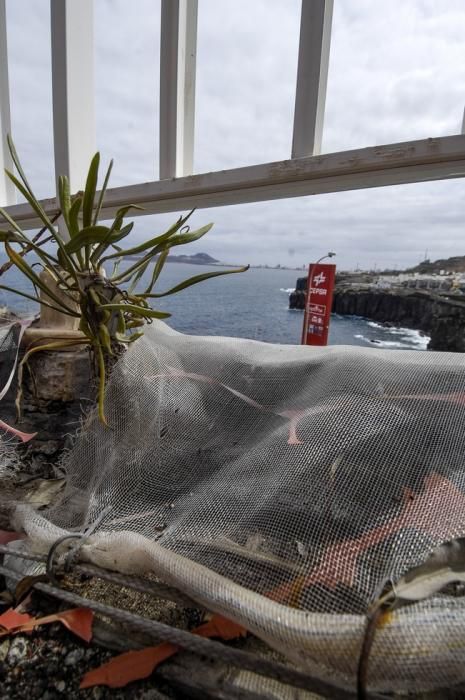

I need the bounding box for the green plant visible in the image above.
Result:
[0,136,248,424]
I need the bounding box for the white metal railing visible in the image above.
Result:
[0,0,14,206]
[0,0,465,231]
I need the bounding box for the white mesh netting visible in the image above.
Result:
[13,321,465,692]
[0,321,30,475]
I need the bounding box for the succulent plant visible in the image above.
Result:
[0,136,248,424]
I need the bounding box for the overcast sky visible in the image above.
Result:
[5,0,465,270]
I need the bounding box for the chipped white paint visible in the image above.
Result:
[3,135,465,230]
[292,0,333,158]
[0,0,14,206]
[159,0,198,179]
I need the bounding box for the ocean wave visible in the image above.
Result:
[280,288,295,293]
[355,330,429,350]
[364,321,429,349]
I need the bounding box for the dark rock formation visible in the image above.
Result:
[332,287,465,352]
[289,278,307,310]
[289,280,465,352]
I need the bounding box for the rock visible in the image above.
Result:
[7,637,28,664]
[332,286,465,352]
[41,692,58,700]
[0,639,10,662]
[289,289,305,310]
[55,679,66,692]
[289,281,465,351]
[64,648,85,666]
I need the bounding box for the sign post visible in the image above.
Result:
[301,263,336,346]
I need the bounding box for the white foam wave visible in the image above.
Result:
[355,325,429,350]
[280,288,295,293]
[364,321,429,350]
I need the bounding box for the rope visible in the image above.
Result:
[0,561,372,700]
[0,544,199,608]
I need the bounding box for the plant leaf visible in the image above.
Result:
[115,331,144,344]
[144,265,249,298]
[5,170,57,237]
[7,134,34,194]
[0,283,78,317]
[152,224,214,258]
[68,196,82,238]
[112,204,145,226]
[4,170,79,281]
[0,230,25,244]
[143,249,170,295]
[98,303,171,319]
[0,229,61,273]
[127,259,151,295]
[110,249,160,285]
[83,153,100,228]
[90,222,134,264]
[0,206,28,237]
[4,242,79,316]
[92,159,113,226]
[95,343,108,426]
[110,221,212,285]
[101,210,194,263]
[112,222,214,285]
[58,175,71,225]
[64,225,112,254]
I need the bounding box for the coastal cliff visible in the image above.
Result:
[290,283,465,352]
[333,287,465,352]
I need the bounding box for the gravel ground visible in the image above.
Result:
[0,621,178,699]
[0,558,202,698]
[0,473,208,698]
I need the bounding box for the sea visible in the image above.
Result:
[0,260,429,351]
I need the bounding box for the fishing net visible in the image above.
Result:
[13,320,465,693]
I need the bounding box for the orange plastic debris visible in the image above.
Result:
[0,607,93,642]
[0,607,33,631]
[0,419,37,442]
[80,613,247,689]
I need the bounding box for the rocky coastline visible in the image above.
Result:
[289,283,465,352]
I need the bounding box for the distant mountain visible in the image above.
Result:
[128,252,220,264]
[407,256,465,274]
[166,252,219,265]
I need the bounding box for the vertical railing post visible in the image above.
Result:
[50,0,95,198]
[0,0,15,206]
[292,0,333,159]
[159,0,198,179]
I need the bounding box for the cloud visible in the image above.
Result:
[4,0,465,269]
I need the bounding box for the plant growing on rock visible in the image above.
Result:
[0,136,248,424]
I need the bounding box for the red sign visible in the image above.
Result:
[301,263,336,346]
